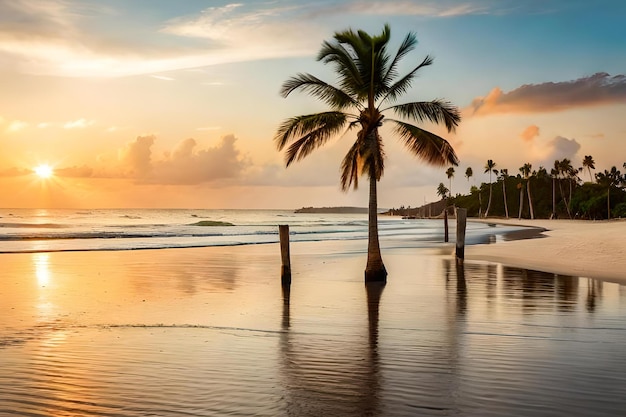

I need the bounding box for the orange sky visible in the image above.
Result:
[1,1,625,209]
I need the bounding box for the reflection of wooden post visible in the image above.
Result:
[444,208,449,242]
[279,225,291,286]
[456,208,467,263]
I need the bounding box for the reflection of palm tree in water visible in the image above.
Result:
[279,282,384,416]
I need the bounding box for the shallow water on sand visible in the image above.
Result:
[1,242,625,416]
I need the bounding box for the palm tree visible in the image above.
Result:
[595,166,622,219]
[484,159,496,217]
[275,25,460,282]
[521,163,535,219]
[499,169,509,218]
[556,158,573,218]
[582,155,595,183]
[437,182,450,200]
[550,166,558,219]
[446,167,455,196]
[465,167,473,182]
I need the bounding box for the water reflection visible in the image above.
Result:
[279,281,384,416]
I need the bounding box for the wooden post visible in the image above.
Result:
[444,208,449,242]
[279,225,291,286]
[456,208,467,263]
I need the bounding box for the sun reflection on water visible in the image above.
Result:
[34,253,51,287]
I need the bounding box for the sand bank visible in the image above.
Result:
[466,218,626,283]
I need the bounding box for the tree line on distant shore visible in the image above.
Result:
[433,158,626,220]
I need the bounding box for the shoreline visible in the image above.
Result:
[465,218,626,284]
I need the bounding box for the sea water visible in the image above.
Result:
[0,208,527,253]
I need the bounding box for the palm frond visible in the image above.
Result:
[340,139,363,191]
[387,99,460,132]
[274,112,349,166]
[318,41,362,96]
[389,120,459,166]
[279,73,358,109]
[382,31,417,85]
[381,55,433,104]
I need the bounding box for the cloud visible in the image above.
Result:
[63,118,95,129]
[520,125,539,142]
[55,165,94,178]
[151,135,248,184]
[325,1,489,17]
[6,120,28,132]
[540,136,581,166]
[0,167,31,177]
[118,135,155,178]
[468,73,626,115]
[150,75,175,81]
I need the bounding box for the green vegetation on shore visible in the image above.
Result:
[390,160,626,220]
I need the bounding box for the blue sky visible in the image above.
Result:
[0,0,624,208]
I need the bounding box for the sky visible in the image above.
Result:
[1,0,625,209]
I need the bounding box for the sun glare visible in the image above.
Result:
[34,164,54,179]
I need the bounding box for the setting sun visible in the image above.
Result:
[34,164,54,179]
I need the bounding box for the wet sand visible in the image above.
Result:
[466,219,626,283]
[2,238,626,416]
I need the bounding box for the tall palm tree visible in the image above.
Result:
[521,163,535,219]
[446,167,455,196]
[595,167,622,219]
[275,25,460,282]
[499,169,509,218]
[550,166,558,219]
[582,155,595,183]
[484,159,496,217]
[465,167,473,182]
[556,158,573,218]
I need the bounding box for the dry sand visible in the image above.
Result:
[466,218,626,283]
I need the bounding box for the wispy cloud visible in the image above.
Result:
[150,75,175,81]
[63,118,95,129]
[468,73,626,116]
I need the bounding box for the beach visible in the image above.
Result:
[466,218,626,284]
[1,215,626,415]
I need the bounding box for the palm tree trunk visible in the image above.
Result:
[502,180,509,218]
[552,177,556,219]
[485,183,493,217]
[558,179,572,219]
[527,178,535,219]
[607,187,611,220]
[518,185,524,220]
[365,165,387,282]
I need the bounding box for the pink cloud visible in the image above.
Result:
[468,73,626,116]
[520,125,540,142]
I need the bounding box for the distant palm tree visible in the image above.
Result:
[499,169,509,218]
[446,167,455,196]
[521,163,535,219]
[465,167,473,182]
[437,182,450,200]
[550,166,558,219]
[275,25,460,282]
[556,158,573,218]
[484,159,496,217]
[595,166,622,219]
[582,155,595,183]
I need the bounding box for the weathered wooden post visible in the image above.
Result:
[444,208,449,243]
[279,225,291,286]
[456,208,467,263]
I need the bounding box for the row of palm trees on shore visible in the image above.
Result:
[440,157,626,220]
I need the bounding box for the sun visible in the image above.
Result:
[34,164,54,179]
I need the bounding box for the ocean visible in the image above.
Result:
[0,208,529,253]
